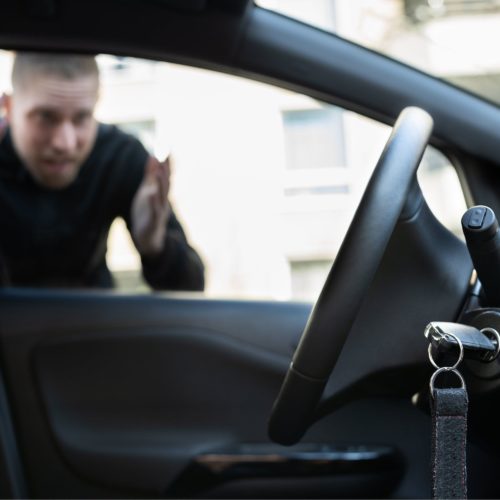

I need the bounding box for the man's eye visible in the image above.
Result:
[74,113,91,126]
[36,111,57,124]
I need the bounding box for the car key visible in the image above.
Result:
[425,321,500,362]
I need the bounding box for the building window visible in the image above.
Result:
[404,0,500,23]
[282,107,346,170]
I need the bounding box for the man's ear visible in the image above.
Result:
[0,94,9,140]
[1,93,12,123]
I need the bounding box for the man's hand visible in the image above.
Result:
[131,156,172,256]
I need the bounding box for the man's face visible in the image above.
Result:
[6,73,99,189]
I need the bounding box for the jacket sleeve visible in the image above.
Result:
[114,132,205,292]
[139,210,205,291]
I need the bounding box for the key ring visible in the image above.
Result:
[429,367,466,398]
[428,331,464,370]
[481,327,500,361]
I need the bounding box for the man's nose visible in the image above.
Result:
[51,121,77,152]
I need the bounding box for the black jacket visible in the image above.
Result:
[0,124,204,290]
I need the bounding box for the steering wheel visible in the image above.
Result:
[269,107,434,446]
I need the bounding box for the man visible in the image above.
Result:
[0,52,204,290]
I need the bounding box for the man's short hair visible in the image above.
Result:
[12,52,99,90]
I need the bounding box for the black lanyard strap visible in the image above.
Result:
[431,385,468,499]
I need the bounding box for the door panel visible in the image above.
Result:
[34,327,289,494]
[0,290,305,497]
